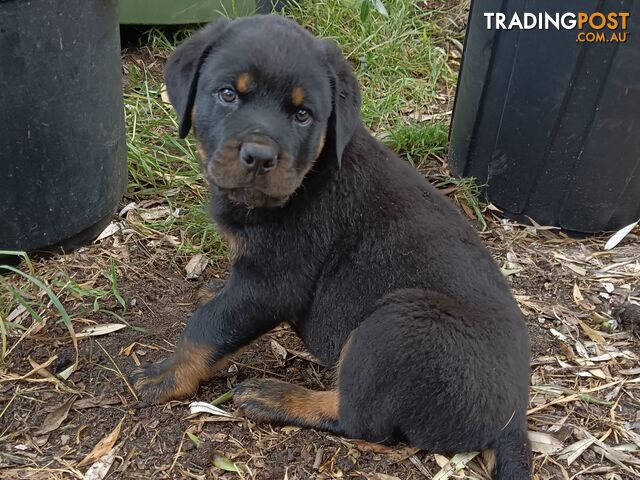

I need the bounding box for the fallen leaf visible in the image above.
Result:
[78,417,124,467]
[211,451,241,472]
[501,267,522,276]
[94,223,120,242]
[285,348,323,365]
[559,437,597,465]
[118,202,137,217]
[7,304,27,323]
[185,254,208,279]
[528,430,564,454]
[189,401,234,418]
[604,219,639,250]
[160,84,171,105]
[121,343,137,356]
[57,363,77,381]
[566,263,587,276]
[76,323,127,338]
[187,432,201,447]
[28,357,56,379]
[74,397,121,409]
[139,206,172,222]
[270,339,288,366]
[578,320,605,344]
[588,368,607,379]
[83,447,118,480]
[432,452,479,480]
[37,395,77,435]
[352,440,419,462]
[367,474,401,480]
[210,390,234,406]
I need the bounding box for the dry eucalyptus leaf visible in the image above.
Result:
[37,395,77,435]
[270,339,288,365]
[94,222,120,242]
[432,452,479,480]
[139,206,172,222]
[78,418,124,467]
[211,451,241,472]
[604,219,639,250]
[189,401,233,418]
[76,323,127,338]
[185,254,209,279]
[84,447,118,480]
[528,430,564,454]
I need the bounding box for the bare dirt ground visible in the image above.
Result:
[2,4,640,480]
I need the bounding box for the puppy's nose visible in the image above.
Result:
[239,143,278,173]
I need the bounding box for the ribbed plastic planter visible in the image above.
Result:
[449,0,639,233]
[0,0,127,254]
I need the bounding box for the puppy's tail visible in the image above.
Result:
[486,426,532,480]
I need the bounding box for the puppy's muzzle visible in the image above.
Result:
[239,142,278,174]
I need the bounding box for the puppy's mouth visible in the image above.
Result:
[201,140,301,209]
[213,184,290,209]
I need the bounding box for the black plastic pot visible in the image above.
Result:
[449,0,640,233]
[0,0,127,254]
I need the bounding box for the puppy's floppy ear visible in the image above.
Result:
[164,18,230,138]
[323,39,361,168]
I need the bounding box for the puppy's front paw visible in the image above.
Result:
[129,358,192,404]
[130,342,214,403]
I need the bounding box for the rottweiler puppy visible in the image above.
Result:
[131,14,531,479]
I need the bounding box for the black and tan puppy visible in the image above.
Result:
[132,14,531,479]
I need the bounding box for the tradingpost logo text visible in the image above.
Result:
[484,11,629,43]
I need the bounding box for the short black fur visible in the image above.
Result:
[133,14,532,480]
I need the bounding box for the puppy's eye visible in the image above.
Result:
[218,88,237,103]
[294,108,312,125]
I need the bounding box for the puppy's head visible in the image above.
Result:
[165,15,361,208]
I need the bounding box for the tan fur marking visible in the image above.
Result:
[167,343,214,399]
[291,87,305,106]
[315,134,326,159]
[196,141,208,170]
[284,389,340,423]
[235,72,252,93]
[134,343,240,402]
[195,287,217,308]
[211,141,300,207]
[218,225,244,262]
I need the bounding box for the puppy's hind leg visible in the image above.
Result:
[233,378,345,434]
[335,288,531,476]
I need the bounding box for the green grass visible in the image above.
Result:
[289,0,460,131]
[432,176,487,230]
[124,58,227,256]
[385,121,450,167]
